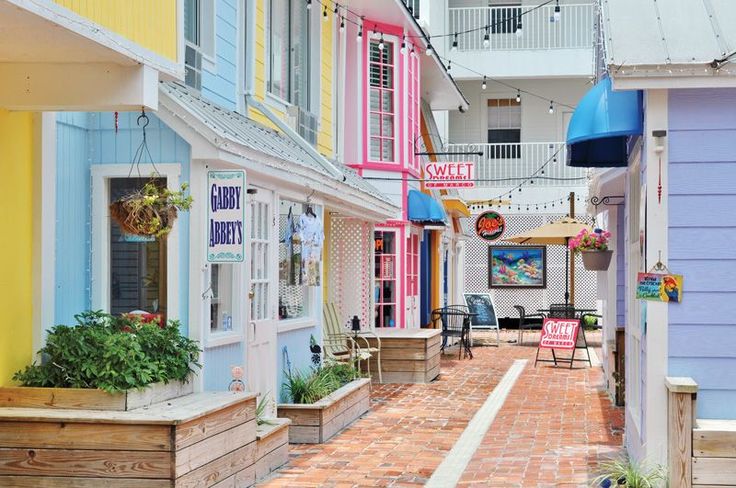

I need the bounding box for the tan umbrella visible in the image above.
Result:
[503,217,593,305]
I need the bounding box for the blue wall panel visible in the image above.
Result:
[202,0,239,110]
[277,327,321,403]
[203,342,244,391]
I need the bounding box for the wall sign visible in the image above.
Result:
[475,210,506,241]
[636,272,683,303]
[207,170,246,262]
[539,318,580,350]
[425,161,475,189]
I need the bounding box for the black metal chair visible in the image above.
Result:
[547,303,577,319]
[513,305,545,345]
[431,306,473,359]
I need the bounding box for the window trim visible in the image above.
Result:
[204,262,245,348]
[90,164,181,321]
[374,228,399,328]
[184,0,216,89]
[365,37,399,164]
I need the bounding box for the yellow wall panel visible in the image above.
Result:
[318,11,334,158]
[254,0,267,102]
[53,0,178,61]
[0,110,34,385]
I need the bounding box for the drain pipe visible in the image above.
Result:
[244,93,344,180]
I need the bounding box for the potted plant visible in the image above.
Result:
[569,227,613,271]
[110,181,192,238]
[592,454,666,487]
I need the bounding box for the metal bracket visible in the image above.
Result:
[589,194,625,212]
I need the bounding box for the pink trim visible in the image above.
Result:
[374,224,405,328]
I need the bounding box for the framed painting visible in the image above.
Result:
[489,246,547,288]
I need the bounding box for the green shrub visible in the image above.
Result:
[13,310,201,393]
[282,362,360,404]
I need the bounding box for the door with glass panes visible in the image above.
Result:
[246,189,277,413]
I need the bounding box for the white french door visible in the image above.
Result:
[246,188,278,414]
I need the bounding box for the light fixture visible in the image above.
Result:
[554,0,561,22]
[400,35,407,54]
[483,27,490,48]
[357,24,363,43]
[548,100,554,114]
[451,33,458,52]
[323,5,328,21]
[306,0,311,10]
[515,21,523,37]
[339,16,345,33]
[447,60,452,72]
[516,89,521,103]
[426,43,433,56]
[378,34,385,51]
[481,76,487,90]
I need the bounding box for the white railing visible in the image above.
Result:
[448,3,595,51]
[444,142,587,187]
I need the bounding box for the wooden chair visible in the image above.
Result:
[323,303,382,383]
[513,305,545,345]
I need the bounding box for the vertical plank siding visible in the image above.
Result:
[667,88,736,420]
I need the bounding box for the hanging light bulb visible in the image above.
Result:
[357,24,363,43]
[426,43,434,56]
[378,34,385,51]
[447,60,452,72]
[323,5,328,21]
[481,76,487,90]
[516,89,521,103]
[451,33,458,52]
[306,0,312,10]
[483,27,490,48]
[333,3,339,14]
[515,20,523,37]
[400,35,407,54]
[554,0,561,22]
[548,101,554,114]
[410,45,416,56]
[339,16,345,33]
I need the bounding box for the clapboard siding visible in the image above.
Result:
[201,0,239,110]
[55,112,191,331]
[203,342,244,392]
[667,88,736,420]
[616,209,625,326]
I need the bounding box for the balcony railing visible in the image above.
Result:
[448,3,595,51]
[444,142,588,187]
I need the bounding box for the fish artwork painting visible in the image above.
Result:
[489,246,547,288]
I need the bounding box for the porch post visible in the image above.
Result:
[665,376,697,488]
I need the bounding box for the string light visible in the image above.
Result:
[515,20,523,37]
[447,60,452,72]
[323,5,328,21]
[549,101,554,114]
[333,3,339,14]
[426,42,434,56]
[516,90,521,103]
[339,16,345,33]
[482,76,487,90]
[400,35,407,54]
[357,23,363,43]
[306,0,312,10]
[451,33,458,52]
[378,34,385,51]
[553,0,561,22]
[483,27,490,47]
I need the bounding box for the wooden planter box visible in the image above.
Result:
[363,328,442,383]
[0,380,194,411]
[255,418,290,480]
[0,391,258,487]
[277,378,370,444]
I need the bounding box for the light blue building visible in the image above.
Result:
[52,0,397,407]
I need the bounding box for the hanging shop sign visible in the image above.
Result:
[636,272,683,303]
[539,318,580,350]
[475,210,506,241]
[207,170,246,263]
[425,161,475,189]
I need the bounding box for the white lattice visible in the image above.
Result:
[327,217,374,330]
[462,213,598,319]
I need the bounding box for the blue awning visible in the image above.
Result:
[566,77,643,168]
[408,190,447,224]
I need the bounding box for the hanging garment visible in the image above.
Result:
[298,212,324,286]
[282,207,302,286]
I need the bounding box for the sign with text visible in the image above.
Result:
[636,272,683,303]
[539,318,580,350]
[207,170,246,263]
[475,210,506,242]
[425,161,475,189]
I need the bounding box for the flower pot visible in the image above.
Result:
[581,250,613,271]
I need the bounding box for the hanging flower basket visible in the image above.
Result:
[110,182,192,238]
[581,250,613,271]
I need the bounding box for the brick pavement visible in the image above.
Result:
[259,331,623,487]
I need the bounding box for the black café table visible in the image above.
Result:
[535,308,597,368]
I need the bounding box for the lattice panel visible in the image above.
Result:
[327,217,374,329]
[462,213,598,319]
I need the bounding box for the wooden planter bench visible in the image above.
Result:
[255,418,290,480]
[0,391,258,487]
[363,328,442,383]
[277,378,370,444]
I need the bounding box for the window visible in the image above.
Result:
[268,0,311,110]
[404,0,420,18]
[406,233,419,296]
[184,0,215,90]
[407,50,420,172]
[109,178,167,318]
[487,98,521,158]
[489,3,521,34]
[368,40,395,162]
[210,264,236,333]
[374,230,397,327]
[278,199,320,320]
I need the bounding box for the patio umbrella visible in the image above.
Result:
[503,217,592,305]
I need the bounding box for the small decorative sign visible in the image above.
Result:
[636,272,683,303]
[539,318,580,350]
[463,293,499,329]
[425,161,475,189]
[475,210,506,241]
[207,170,246,262]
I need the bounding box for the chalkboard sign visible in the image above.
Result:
[463,293,499,330]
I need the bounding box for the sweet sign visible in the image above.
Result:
[539,318,580,350]
[207,170,246,263]
[425,161,475,189]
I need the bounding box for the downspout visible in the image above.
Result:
[245,94,345,180]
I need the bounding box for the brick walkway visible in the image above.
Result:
[260,331,623,487]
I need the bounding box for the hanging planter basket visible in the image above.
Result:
[581,250,613,271]
[110,182,191,239]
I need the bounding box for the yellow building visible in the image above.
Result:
[0,0,181,384]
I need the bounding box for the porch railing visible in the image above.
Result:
[444,142,588,187]
[448,3,595,51]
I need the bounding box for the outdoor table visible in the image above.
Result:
[536,308,597,317]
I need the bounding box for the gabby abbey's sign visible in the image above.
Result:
[207,170,246,263]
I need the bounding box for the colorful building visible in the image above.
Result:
[574,0,736,467]
[0,0,180,385]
